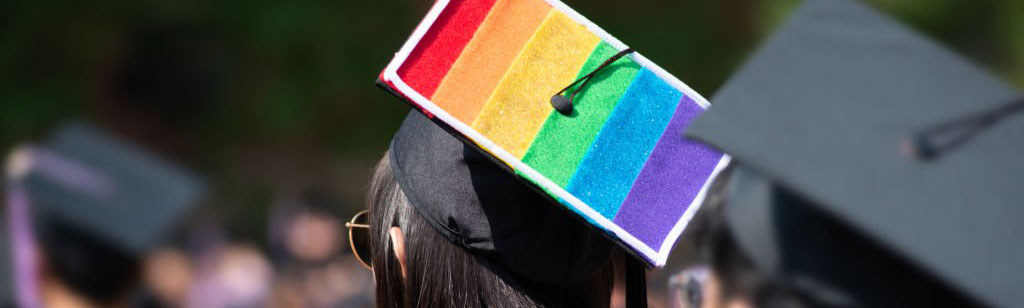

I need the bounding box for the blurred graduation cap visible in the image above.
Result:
[8,122,204,255]
[377,0,728,270]
[685,0,1023,307]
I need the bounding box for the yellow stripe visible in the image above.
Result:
[471,11,600,158]
[430,0,552,124]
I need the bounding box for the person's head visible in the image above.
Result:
[355,109,618,308]
[690,165,981,308]
[6,125,204,307]
[34,216,142,306]
[364,152,614,308]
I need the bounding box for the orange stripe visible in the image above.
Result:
[397,0,498,98]
[430,0,552,124]
[471,11,601,158]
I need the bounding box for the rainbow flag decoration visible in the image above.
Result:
[378,0,730,266]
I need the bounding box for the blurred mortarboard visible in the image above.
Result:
[378,0,728,268]
[685,0,1023,307]
[8,121,204,256]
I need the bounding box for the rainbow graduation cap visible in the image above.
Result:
[378,0,730,266]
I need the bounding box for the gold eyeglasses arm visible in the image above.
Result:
[346,222,370,228]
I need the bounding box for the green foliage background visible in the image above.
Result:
[1,0,1021,239]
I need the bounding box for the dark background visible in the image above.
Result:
[1,0,1021,306]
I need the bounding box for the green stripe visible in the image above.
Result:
[520,41,642,188]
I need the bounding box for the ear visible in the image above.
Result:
[389,226,407,279]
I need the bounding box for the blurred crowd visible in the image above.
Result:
[139,199,374,308]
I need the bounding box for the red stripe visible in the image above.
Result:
[398,0,497,99]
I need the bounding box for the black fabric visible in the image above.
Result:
[389,111,613,286]
[685,0,1024,307]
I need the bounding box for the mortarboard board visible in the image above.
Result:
[377,0,730,267]
[685,0,1023,307]
[9,121,205,256]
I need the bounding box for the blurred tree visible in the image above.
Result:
[1,0,1021,245]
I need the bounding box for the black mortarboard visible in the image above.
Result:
[685,0,1023,307]
[389,111,614,286]
[9,122,204,256]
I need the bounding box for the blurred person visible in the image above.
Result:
[267,194,374,308]
[212,245,274,308]
[348,112,616,308]
[1,122,204,308]
[186,243,274,308]
[300,258,373,308]
[142,248,194,308]
[285,207,341,263]
[676,0,1024,308]
[667,266,708,308]
[269,277,306,308]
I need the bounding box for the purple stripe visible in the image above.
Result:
[612,95,724,249]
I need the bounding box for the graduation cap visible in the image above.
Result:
[3,122,204,304]
[684,0,1023,307]
[377,0,729,268]
[10,122,204,255]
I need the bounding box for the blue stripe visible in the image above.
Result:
[566,69,683,219]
